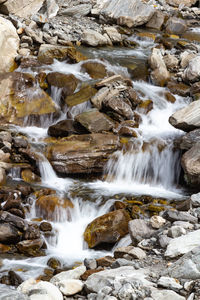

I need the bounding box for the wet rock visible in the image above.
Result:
[48,119,82,137]
[0,211,27,231]
[117,125,138,137]
[39,221,52,232]
[150,216,166,229]
[16,238,44,256]
[47,257,61,269]
[96,256,116,267]
[47,72,79,95]
[103,96,133,120]
[181,143,200,186]
[47,133,119,175]
[146,11,165,31]
[91,87,116,110]
[50,265,86,284]
[75,109,114,133]
[13,137,28,149]
[81,62,107,79]
[82,29,111,47]
[180,129,200,150]
[100,0,154,28]
[9,271,23,287]
[84,258,97,270]
[138,99,153,114]
[166,17,187,35]
[184,56,200,83]
[38,44,86,64]
[166,0,198,7]
[169,100,200,132]
[0,0,44,17]
[0,17,19,73]
[149,48,170,86]
[163,210,197,224]
[0,72,58,126]
[64,85,97,107]
[128,219,155,245]
[0,223,21,244]
[165,229,200,258]
[84,209,131,248]
[23,223,40,240]
[167,81,190,97]
[165,246,200,279]
[35,193,73,221]
[21,169,41,184]
[19,280,63,300]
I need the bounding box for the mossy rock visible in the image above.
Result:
[65,85,97,107]
[84,209,131,248]
[21,169,41,184]
[47,72,79,97]
[138,99,153,114]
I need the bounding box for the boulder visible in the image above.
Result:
[151,288,185,300]
[81,62,108,79]
[180,51,197,69]
[169,100,200,132]
[166,0,198,7]
[46,133,119,175]
[165,246,200,279]
[128,219,155,245]
[100,0,154,28]
[181,143,200,186]
[82,29,111,47]
[167,81,190,97]
[0,17,19,73]
[84,209,131,248]
[62,4,92,17]
[48,120,81,137]
[38,44,87,64]
[103,26,122,43]
[166,17,187,35]
[0,0,44,18]
[165,229,200,258]
[102,97,133,120]
[54,279,83,296]
[146,11,165,30]
[75,109,114,133]
[149,48,170,86]
[184,56,200,83]
[180,129,200,150]
[0,211,27,231]
[164,54,179,70]
[16,239,44,256]
[64,85,97,107]
[0,72,58,126]
[47,72,79,96]
[50,266,86,284]
[0,223,21,244]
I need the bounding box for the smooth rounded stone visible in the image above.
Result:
[169,100,200,132]
[55,279,83,296]
[158,276,182,291]
[165,229,200,258]
[165,246,200,280]
[191,193,200,207]
[158,235,172,248]
[150,216,166,229]
[0,17,19,73]
[47,257,61,269]
[85,266,153,294]
[181,143,200,186]
[180,129,200,150]
[163,210,198,224]
[114,246,134,259]
[84,209,131,248]
[166,17,187,35]
[180,52,197,69]
[184,56,200,83]
[25,281,63,300]
[128,247,146,259]
[151,288,185,300]
[75,109,114,133]
[50,265,86,285]
[84,258,97,270]
[149,48,170,86]
[167,226,186,238]
[128,219,155,245]
[82,29,111,47]
[16,239,44,256]
[100,0,154,28]
[39,221,52,232]
[146,10,165,30]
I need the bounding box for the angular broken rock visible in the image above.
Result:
[128,219,155,245]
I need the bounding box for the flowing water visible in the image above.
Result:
[0,35,191,281]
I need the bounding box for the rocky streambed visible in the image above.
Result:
[1,0,200,299]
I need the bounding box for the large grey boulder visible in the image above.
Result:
[0,0,44,17]
[0,17,19,73]
[184,56,200,83]
[180,129,200,150]
[181,143,200,186]
[166,17,187,35]
[82,29,111,46]
[100,0,154,28]
[165,246,200,279]
[128,219,155,245]
[169,100,200,132]
[165,229,200,258]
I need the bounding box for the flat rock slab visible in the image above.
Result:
[0,0,44,17]
[165,229,200,258]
